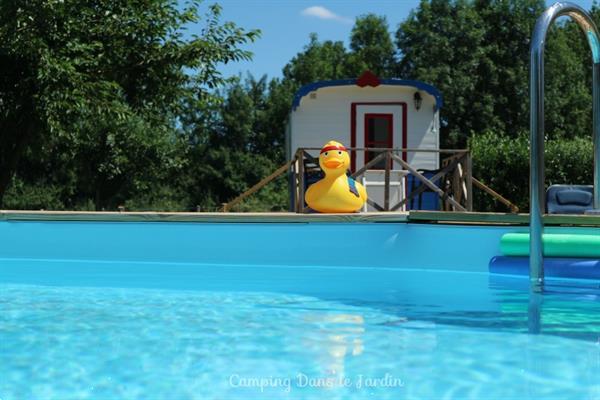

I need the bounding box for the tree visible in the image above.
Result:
[182,75,289,210]
[345,14,396,77]
[396,0,599,210]
[282,33,349,86]
[396,0,600,147]
[543,20,593,140]
[396,0,545,147]
[0,0,259,209]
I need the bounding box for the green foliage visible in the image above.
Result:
[2,177,68,211]
[469,131,529,211]
[470,132,593,212]
[394,0,598,211]
[179,75,288,209]
[225,174,289,212]
[345,14,396,77]
[0,0,258,210]
[396,0,545,147]
[283,33,349,86]
[396,0,596,146]
[544,21,593,140]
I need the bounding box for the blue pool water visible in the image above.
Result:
[1,261,599,399]
[0,220,599,399]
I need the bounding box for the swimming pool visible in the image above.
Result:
[1,217,599,399]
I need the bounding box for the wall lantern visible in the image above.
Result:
[413,91,422,111]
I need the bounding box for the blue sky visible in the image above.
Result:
[198,0,595,80]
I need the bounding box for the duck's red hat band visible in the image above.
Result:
[320,145,347,154]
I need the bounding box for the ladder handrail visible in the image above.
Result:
[529,2,600,291]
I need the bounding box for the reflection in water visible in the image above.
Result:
[302,313,364,388]
[528,292,542,334]
[334,274,600,343]
[489,274,600,341]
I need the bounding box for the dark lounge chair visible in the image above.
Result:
[546,184,594,214]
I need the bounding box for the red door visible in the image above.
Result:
[364,113,393,169]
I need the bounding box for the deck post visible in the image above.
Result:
[384,150,391,211]
[293,149,301,212]
[465,151,473,211]
[298,150,305,213]
[453,162,463,209]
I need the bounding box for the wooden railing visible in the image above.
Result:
[221,147,519,213]
[473,177,520,213]
[291,148,471,213]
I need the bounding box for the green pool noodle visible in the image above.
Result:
[500,233,600,258]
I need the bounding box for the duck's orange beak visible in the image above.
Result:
[324,159,344,169]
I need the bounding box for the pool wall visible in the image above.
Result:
[2,217,598,317]
[1,219,598,272]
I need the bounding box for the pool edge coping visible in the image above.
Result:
[1,210,599,226]
[0,210,409,223]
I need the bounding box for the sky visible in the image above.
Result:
[192,0,595,80]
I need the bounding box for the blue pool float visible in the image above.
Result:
[489,256,600,280]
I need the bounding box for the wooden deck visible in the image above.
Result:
[0,209,598,226]
[0,210,409,223]
[408,211,600,227]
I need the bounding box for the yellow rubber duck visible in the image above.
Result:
[305,141,367,213]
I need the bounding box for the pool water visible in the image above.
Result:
[1,261,599,399]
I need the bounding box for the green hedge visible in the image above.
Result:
[470,132,593,212]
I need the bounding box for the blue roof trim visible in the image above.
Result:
[291,78,444,111]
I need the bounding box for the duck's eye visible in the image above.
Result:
[324,152,328,156]
[338,151,342,155]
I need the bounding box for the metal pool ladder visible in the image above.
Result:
[529,2,600,290]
